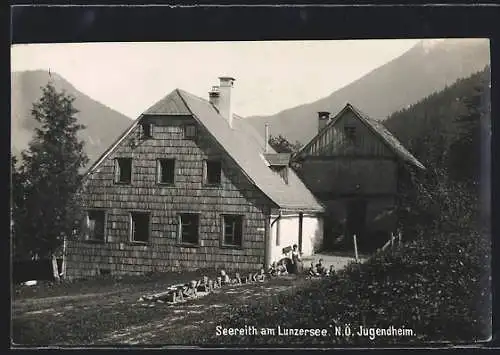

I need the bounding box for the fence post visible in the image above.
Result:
[61,235,67,279]
[353,234,359,262]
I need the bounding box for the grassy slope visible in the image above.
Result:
[190,230,491,346]
[12,230,490,346]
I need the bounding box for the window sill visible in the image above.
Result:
[203,183,222,188]
[84,239,106,244]
[177,243,200,248]
[114,181,132,185]
[220,244,243,250]
[128,241,150,246]
[157,182,175,187]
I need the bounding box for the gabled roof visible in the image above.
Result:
[143,90,191,115]
[295,103,426,170]
[178,89,324,212]
[85,89,324,213]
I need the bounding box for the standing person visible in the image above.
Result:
[291,244,302,274]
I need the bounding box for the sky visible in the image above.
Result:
[11,40,422,118]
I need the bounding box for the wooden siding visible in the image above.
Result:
[302,110,394,158]
[293,108,402,245]
[323,196,397,234]
[66,115,272,279]
[298,159,398,196]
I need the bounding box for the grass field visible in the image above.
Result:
[12,259,353,346]
[13,231,489,348]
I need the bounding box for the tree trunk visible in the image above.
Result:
[51,254,60,283]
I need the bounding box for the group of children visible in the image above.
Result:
[140,265,278,305]
[266,259,289,276]
[140,258,334,305]
[307,258,336,277]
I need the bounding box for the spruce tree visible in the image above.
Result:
[268,134,302,153]
[11,155,27,259]
[448,79,487,189]
[19,82,88,279]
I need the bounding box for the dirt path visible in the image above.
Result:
[93,281,299,345]
[13,255,357,346]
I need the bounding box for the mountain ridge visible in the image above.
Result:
[246,39,490,144]
[11,70,133,167]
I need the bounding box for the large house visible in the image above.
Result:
[291,104,425,252]
[65,77,324,279]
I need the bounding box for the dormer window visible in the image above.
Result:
[185,124,197,139]
[344,125,356,143]
[142,122,153,139]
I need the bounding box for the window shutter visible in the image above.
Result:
[156,159,161,183]
[114,159,119,183]
[177,215,182,242]
[81,213,90,240]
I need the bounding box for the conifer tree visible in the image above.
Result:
[268,134,302,153]
[18,82,88,280]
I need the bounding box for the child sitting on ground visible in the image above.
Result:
[240,273,248,284]
[277,260,288,275]
[197,276,212,293]
[213,276,222,289]
[267,261,277,276]
[254,266,266,282]
[316,259,326,275]
[329,265,336,277]
[220,270,230,285]
[232,272,242,285]
[169,286,184,303]
[182,280,198,299]
[308,261,320,276]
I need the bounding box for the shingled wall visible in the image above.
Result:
[65,115,272,279]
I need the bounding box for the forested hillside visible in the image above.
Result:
[248,39,490,145]
[385,65,490,189]
[384,65,491,233]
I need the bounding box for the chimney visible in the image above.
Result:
[318,111,330,132]
[218,76,235,128]
[209,86,220,108]
[265,123,270,153]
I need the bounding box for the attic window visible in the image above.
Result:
[271,165,289,184]
[185,124,197,139]
[142,122,153,139]
[344,126,357,143]
[205,160,222,186]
